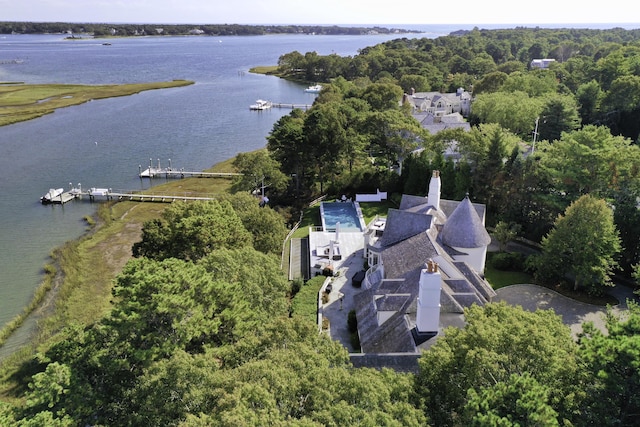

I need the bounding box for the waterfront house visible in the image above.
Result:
[355,171,496,353]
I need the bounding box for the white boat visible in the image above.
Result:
[40,188,64,204]
[249,99,272,110]
[304,84,322,93]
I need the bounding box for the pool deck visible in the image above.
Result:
[308,227,365,275]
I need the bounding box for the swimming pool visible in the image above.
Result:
[320,201,366,232]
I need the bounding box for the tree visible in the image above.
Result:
[470,91,543,138]
[472,124,510,212]
[536,125,640,200]
[132,200,252,261]
[578,302,640,426]
[537,94,581,142]
[462,373,560,427]
[532,194,621,294]
[415,302,581,426]
[197,247,291,320]
[217,192,288,256]
[360,81,404,111]
[493,220,522,252]
[472,71,508,95]
[232,150,289,199]
[266,109,309,199]
[576,79,602,124]
[303,102,348,193]
[398,74,430,93]
[364,109,424,171]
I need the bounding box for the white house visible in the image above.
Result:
[356,170,495,353]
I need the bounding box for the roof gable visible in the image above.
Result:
[379,209,433,248]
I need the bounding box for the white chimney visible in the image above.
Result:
[427,170,441,210]
[416,260,441,334]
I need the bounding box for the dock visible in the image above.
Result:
[139,167,242,179]
[41,185,216,205]
[103,190,216,203]
[138,159,242,179]
[271,102,312,110]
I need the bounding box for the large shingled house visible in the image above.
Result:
[355,170,496,353]
[402,88,472,117]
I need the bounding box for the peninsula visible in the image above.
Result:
[0,80,194,127]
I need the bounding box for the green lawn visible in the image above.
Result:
[484,261,535,289]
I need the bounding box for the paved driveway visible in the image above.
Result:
[495,283,637,337]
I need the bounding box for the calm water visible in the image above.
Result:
[0,31,432,355]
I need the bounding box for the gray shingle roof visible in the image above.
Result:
[381,231,439,286]
[379,209,433,248]
[355,289,417,353]
[440,197,491,248]
[356,191,496,354]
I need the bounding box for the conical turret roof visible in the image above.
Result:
[440,197,491,248]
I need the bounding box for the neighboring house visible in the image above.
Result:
[530,58,556,69]
[404,90,472,165]
[402,88,472,117]
[413,111,471,135]
[355,171,496,353]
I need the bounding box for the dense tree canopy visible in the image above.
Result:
[414,302,581,426]
[578,302,640,426]
[132,199,252,261]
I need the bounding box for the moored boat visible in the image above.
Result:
[304,84,322,93]
[40,188,64,204]
[249,99,272,110]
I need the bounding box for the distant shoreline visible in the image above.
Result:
[0,22,423,38]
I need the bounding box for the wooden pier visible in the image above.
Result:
[138,159,242,179]
[271,102,312,110]
[139,167,242,179]
[41,186,216,205]
[104,190,215,203]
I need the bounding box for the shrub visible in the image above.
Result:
[290,278,303,297]
[322,266,334,277]
[347,309,358,333]
[350,332,361,352]
[491,252,526,271]
[322,317,330,331]
[290,275,325,324]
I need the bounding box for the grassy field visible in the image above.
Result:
[0,80,194,127]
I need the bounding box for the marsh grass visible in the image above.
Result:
[249,65,278,74]
[0,158,236,384]
[0,80,194,126]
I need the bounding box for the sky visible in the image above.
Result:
[1,0,639,28]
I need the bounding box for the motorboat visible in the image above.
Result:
[304,84,322,93]
[249,99,272,110]
[40,188,64,204]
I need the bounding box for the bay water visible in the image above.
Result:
[0,30,440,355]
